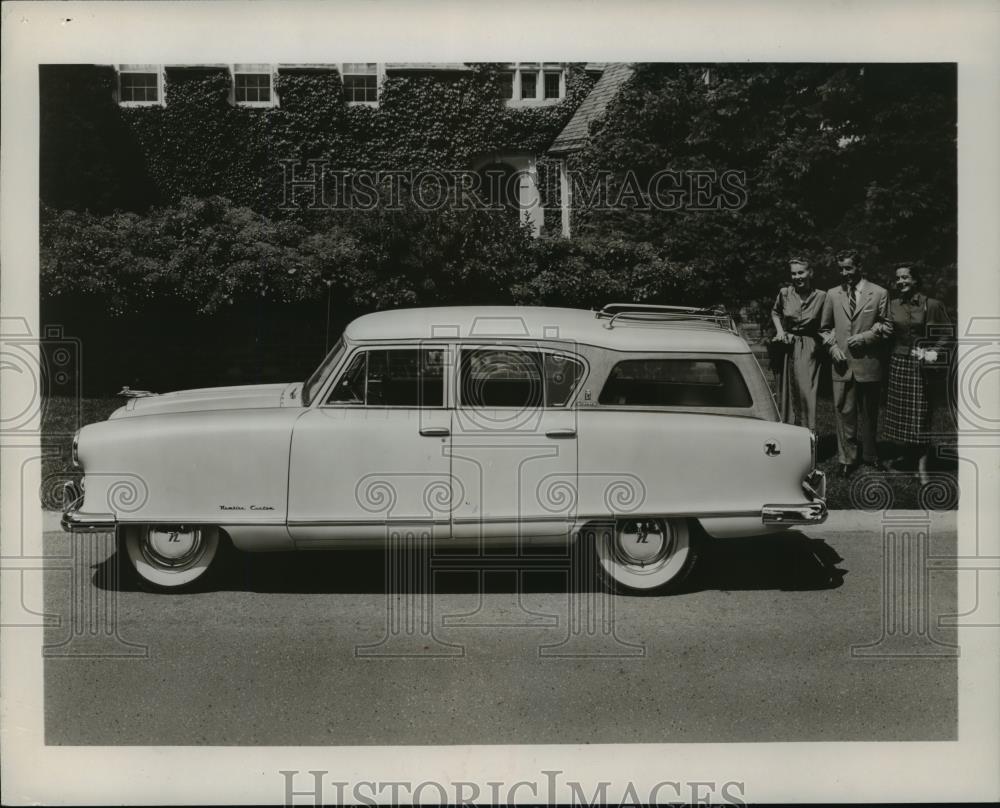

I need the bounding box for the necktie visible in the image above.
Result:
[848,285,857,319]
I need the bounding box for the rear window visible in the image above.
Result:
[599,358,752,408]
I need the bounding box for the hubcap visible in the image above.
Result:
[143,527,203,567]
[615,520,671,566]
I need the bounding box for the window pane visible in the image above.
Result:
[461,348,543,409]
[327,352,366,404]
[344,74,378,102]
[544,353,583,406]
[598,359,752,408]
[121,73,158,102]
[544,71,561,99]
[499,72,514,99]
[366,349,444,407]
[519,71,537,99]
[235,73,271,103]
[343,63,377,74]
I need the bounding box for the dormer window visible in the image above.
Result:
[342,63,379,104]
[117,65,164,106]
[504,63,564,106]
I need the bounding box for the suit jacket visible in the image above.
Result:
[819,279,893,382]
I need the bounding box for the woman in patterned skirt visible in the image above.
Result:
[770,257,827,429]
[883,263,951,484]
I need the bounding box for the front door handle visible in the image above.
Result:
[420,427,450,437]
[545,428,577,439]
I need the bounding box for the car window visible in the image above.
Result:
[459,348,583,408]
[327,351,367,404]
[544,353,584,406]
[599,358,753,408]
[302,337,345,406]
[327,349,444,407]
[461,348,544,408]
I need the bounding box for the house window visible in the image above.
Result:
[234,72,272,104]
[499,71,514,99]
[118,67,163,105]
[342,63,379,103]
[520,71,537,100]
[504,63,563,106]
[544,71,561,99]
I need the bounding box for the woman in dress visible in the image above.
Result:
[770,257,827,430]
[882,263,951,484]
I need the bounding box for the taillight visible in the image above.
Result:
[809,430,817,468]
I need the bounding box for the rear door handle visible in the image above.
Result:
[545,428,577,439]
[419,427,450,437]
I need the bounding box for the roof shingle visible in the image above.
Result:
[548,63,633,155]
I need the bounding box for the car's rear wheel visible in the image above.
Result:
[122,524,221,592]
[594,517,697,594]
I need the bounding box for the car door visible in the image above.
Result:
[449,344,582,545]
[287,344,453,547]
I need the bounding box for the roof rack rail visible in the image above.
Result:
[596,303,737,333]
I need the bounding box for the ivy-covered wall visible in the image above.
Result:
[40,63,596,217]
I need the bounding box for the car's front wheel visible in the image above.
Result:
[122,524,221,592]
[594,517,697,594]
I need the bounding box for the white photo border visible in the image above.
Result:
[2,0,998,804]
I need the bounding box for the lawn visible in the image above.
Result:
[41,378,958,512]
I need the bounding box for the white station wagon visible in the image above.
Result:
[63,304,826,593]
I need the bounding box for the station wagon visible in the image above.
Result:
[63,304,827,592]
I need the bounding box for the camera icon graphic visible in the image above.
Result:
[1,317,81,439]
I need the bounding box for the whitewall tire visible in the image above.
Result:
[594,518,697,594]
[122,524,221,592]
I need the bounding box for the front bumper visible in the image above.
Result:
[61,481,117,533]
[761,469,828,526]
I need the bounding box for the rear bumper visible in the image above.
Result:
[61,481,117,533]
[761,501,828,526]
[761,469,828,526]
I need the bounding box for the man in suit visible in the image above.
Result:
[819,250,893,476]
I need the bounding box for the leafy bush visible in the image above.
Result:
[41,195,538,316]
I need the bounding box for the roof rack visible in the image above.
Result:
[596,303,738,333]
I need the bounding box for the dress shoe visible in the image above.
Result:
[863,460,886,472]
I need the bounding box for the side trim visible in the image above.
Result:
[289,518,451,527]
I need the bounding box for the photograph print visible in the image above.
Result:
[4,4,997,804]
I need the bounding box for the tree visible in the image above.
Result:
[572,63,957,317]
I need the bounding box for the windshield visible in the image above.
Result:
[302,338,346,406]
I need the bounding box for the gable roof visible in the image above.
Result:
[548,62,634,155]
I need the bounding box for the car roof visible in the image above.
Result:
[344,306,750,354]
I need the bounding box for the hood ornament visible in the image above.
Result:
[118,386,156,399]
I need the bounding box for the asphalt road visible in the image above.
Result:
[43,512,957,745]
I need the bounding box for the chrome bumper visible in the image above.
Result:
[761,501,828,526]
[61,481,117,533]
[761,469,828,526]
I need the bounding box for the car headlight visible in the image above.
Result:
[71,430,81,468]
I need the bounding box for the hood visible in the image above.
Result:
[109,382,303,419]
